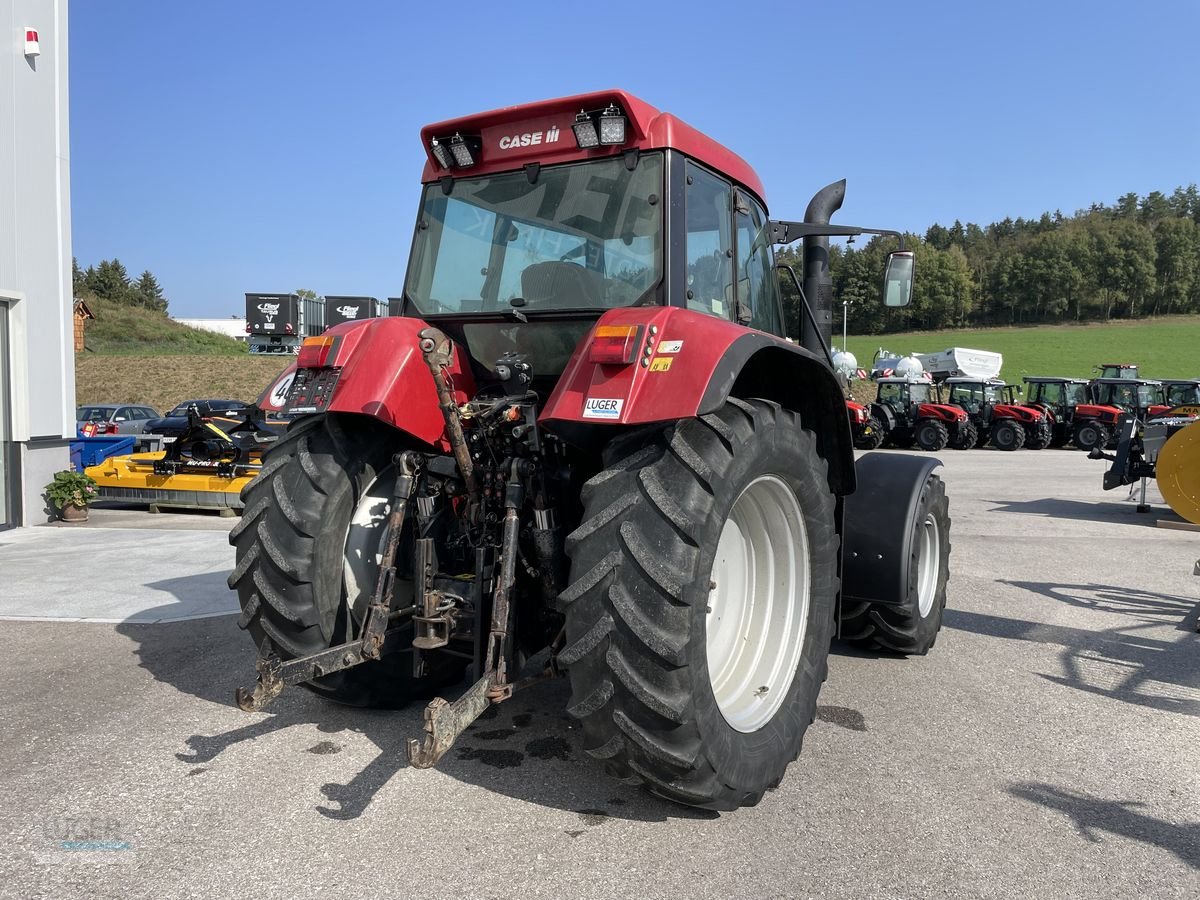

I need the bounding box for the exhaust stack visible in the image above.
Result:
[802,179,846,359]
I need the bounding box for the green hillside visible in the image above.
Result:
[842,315,1200,384]
[81,296,248,356]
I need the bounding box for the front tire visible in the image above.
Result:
[990,420,1026,451]
[854,416,886,451]
[950,421,978,450]
[916,419,950,451]
[1072,420,1108,452]
[1024,422,1051,450]
[839,474,951,654]
[559,399,838,810]
[227,414,466,707]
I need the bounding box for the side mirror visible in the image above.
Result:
[882,250,915,307]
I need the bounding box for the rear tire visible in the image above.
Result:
[559,399,838,810]
[915,419,950,452]
[990,420,1025,451]
[839,474,951,654]
[1072,420,1108,452]
[228,414,467,708]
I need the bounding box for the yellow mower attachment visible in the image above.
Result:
[86,451,257,513]
[1156,418,1200,525]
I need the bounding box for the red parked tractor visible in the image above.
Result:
[1022,376,1127,450]
[228,90,952,811]
[1088,378,1169,447]
[940,378,1051,450]
[865,376,975,451]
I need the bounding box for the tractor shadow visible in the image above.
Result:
[117,574,716,824]
[1008,781,1200,870]
[944,580,1200,717]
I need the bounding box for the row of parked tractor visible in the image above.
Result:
[843,352,1200,453]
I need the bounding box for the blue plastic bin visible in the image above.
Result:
[71,435,137,472]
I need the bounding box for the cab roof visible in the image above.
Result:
[1023,376,1088,383]
[1092,377,1162,385]
[419,89,766,206]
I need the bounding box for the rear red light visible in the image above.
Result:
[285,323,295,334]
[588,324,643,365]
[298,335,336,368]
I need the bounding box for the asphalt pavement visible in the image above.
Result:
[0,448,1197,899]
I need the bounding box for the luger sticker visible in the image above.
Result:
[583,397,623,419]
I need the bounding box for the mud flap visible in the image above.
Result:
[841,452,942,610]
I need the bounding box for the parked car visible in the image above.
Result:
[75,404,161,435]
[144,399,252,440]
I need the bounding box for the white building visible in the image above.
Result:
[0,0,73,528]
[172,316,249,342]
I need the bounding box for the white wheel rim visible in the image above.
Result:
[343,467,410,622]
[916,513,941,617]
[705,475,810,733]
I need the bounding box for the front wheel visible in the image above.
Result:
[950,421,978,450]
[854,416,886,451]
[916,419,950,451]
[559,399,838,810]
[1072,420,1108,452]
[840,473,951,654]
[1024,422,1051,450]
[990,420,1026,451]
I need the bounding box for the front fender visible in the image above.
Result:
[540,307,854,494]
[318,317,476,448]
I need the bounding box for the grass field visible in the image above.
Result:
[82,296,248,356]
[76,355,291,414]
[842,315,1200,386]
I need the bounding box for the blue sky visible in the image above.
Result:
[69,1,1200,317]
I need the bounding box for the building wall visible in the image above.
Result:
[171,317,249,341]
[0,0,73,525]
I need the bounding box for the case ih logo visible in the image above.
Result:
[498,126,561,151]
[336,305,361,319]
[256,302,280,322]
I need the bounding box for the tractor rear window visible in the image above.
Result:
[405,154,663,316]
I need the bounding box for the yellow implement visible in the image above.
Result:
[1156,418,1200,525]
[86,451,256,514]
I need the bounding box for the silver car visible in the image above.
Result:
[75,403,161,435]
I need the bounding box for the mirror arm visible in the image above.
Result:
[769,220,906,250]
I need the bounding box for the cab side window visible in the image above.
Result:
[735,194,784,336]
[684,163,733,318]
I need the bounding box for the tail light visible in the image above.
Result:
[298,335,336,368]
[588,324,644,365]
[245,323,252,333]
[285,323,295,334]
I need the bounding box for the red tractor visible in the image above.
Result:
[864,376,975,451]
[846,399,885,450]
[228,91,952,811]
[1022,376,1132,451]
[1087,378,1169,447]
[940,378,1051,450]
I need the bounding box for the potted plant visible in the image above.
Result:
[44,469,98,522]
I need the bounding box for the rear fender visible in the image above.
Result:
[540,307,855,494]
[314,318,476,448]
[842,452,943,608]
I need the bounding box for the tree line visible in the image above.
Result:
[73,258,169,313]
[778,184,1200,336]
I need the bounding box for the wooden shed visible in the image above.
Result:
[73,298,94,352]
[72,297,94,350]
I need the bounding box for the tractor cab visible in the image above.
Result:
[877,376,932,413]
[1024,376,1090,412]
[1089,378,1166,416]
[1162,379,1200,407]
[942,377,1049,450]
[1095,363,1139,379]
